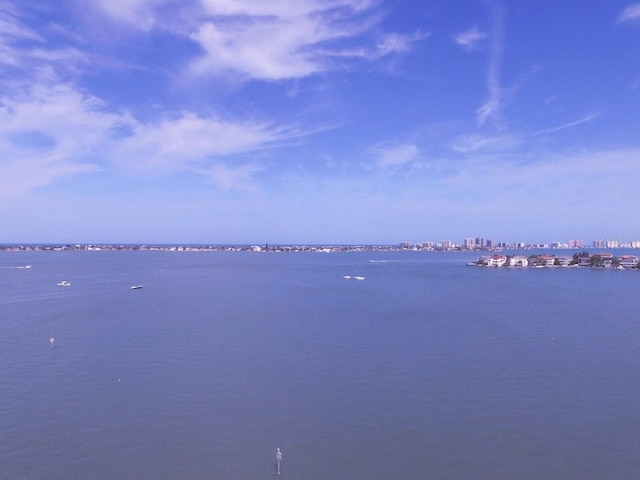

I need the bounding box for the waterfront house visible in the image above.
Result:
[557,256,573,267]
[537,254,556,267]
[618,255,639,269]
[578,253,591,267]
[487,254,507,267]
[591,252,615,267]
[508,256,529,267]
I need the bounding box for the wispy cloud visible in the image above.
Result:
[0,4,88,79]
[113,112,292,174]
[0,75,301,198]
[375,31,429,57]
[533,113,600,136]
[454,25,487,50]
[0,1,323,198]
[617,3,640,23]
[191,1,418,80]
[441,147,640,202]
[476,2,505,128]
[93,0,422,81]
[450,133,520,153]
[0,82,115,198]
[367,142,420,169]
[94,0,176,30]
[196,162,265,191]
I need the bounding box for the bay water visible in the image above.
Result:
[1,250,639,479]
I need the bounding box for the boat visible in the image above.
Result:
[130,285,143,289]
[57,281,70,287]
[353,276,365,280]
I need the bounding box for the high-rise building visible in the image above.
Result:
[464,237,474,249]
[475,237,485,248]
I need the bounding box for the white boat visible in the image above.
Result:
[57,281,70,287]
[354,276,365,280]
[130,285,143,289]
[343,275,351,279]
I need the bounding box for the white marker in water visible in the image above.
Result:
[276,448,282,475]
[49,337,55,349]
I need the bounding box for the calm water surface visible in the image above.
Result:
[1,251,639,479]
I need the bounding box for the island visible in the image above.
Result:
[469,252,640,269]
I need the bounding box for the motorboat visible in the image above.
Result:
[57,281,71,287]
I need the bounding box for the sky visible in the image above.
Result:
[1,0,640,245]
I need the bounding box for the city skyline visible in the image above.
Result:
[1,1,640,244]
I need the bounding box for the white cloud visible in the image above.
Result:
[476,4,505,128]
[0,4,88,78]
[0,83,117,198]
[0,77,301,199]
[189,19,323,80]
[196,162,265,191]
[367,142,420,169]
[376,32,424,56]
[533,113,600,136]
[94,0,422,80]
[618,3,640,23]
[190,1,386,80]
[450,133,520,153]
[94,0,175,30]
[428,146,640,218]
[454,25,487,50]
[0,4,43,66]
[113,112,290,173]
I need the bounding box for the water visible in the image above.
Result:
[1,251,639,479]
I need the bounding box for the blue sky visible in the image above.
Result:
[1,0,640,245]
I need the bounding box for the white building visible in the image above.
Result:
[557,256,573,266]
[618,255,639,268]
[509,256,529,267]
[487,254,507,267]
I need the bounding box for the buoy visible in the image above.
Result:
[276,448,282,475]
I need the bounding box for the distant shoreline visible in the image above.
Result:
[3,244,639,270]
[1,243,638,255]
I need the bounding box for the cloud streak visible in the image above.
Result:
[617,3,640,23]
[367,142,420,169]
[533,113,600,136]
[0,82,112,197]
[476,2,505,128]
[93,0,423,81]
[450,133,520,153]
[191,1,421,80]
[0,76,302,197]
[454,25,487,50]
